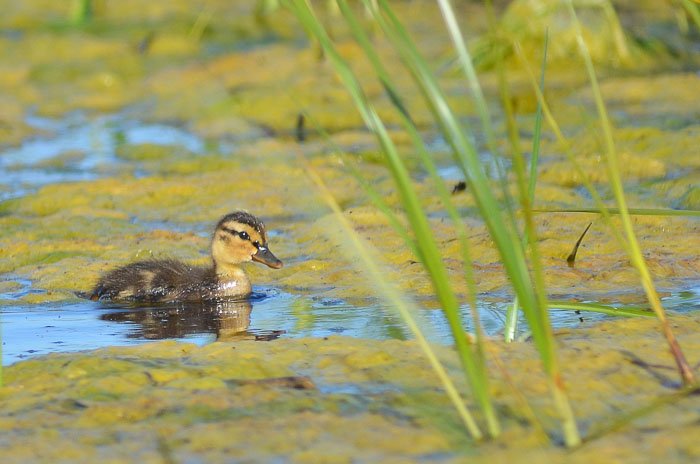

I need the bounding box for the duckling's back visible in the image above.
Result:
[90,259,219,303]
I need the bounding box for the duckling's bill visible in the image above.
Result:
[253,245,283,269]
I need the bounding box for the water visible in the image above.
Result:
[3,282,699,365]
[2,111,698,366]
[0,111,206,201]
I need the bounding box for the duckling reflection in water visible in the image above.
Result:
[101,299,256,340]
[90,211,283,302]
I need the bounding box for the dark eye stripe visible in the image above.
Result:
[223,227,251,241]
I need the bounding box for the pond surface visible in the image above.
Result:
[3,277,699,365]
[1,2,700,462]
[2,109,699,365]
[0,111,206,201]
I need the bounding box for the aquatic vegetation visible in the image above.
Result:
[0,0,699,459]
[288,0,698,448]
[566,1,693,384]
[1,315,700,461]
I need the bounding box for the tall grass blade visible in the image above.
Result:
[435,0,497,156]
[436,0,518,241]
[503,27,549,344]
[566,0,695,386]
[306,165,484,440]
[529,29,548,205]
[367,0,536,343]
[547,301,653,318]
[503,299,519,343]
[533,207,700,217]
[680,0,700,31]
[369,0,580,445]
[289,0,499,437]
[335,0,488,377]
[493,12,580,447]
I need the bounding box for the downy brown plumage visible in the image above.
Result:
[90,211,282,302]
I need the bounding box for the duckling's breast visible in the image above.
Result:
[212,267,251,299]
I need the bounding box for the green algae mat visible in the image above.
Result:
[1,0,700,462]
[2,316,700,462]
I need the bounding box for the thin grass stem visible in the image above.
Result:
[335,0,488,377]
[533,207,700,217]
[503,28,548,344]
[370,0,581,445]
[495,18,580,447]
[680,0,700,30]
[436,0,519,247]
[566,0,695,385]
[548,301,653,318]
[289,0,499,436]
[504,298,518,343]
[305,165,484,440]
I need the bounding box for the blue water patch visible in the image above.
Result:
[3,283,698,365]
[0,111,207,201]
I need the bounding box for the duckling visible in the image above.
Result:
[90,211,283,302]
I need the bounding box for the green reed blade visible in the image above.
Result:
[436,0,497,158]
[566,0,695,386]
[504,27,549,344]
[289,0,495,438]
[435,0,519,242]
[370,0,580,445]
[504,298,519,343]
[533,207,700,217]
[306,165,484,440]
[680,0,700,31]
[337,1,498,436]
[336,0,489,379]
[548,301,653,318]
[493,14,580,447]
[370,0,544,346]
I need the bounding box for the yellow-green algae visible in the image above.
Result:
[2,314,700,462]
[0,1,699,460]
[0,151,697,309]
[1,149,698,306]
[0,0,690,136]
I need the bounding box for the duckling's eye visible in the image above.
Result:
[223,227,251,242]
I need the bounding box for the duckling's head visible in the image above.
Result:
[211,211,283,272]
